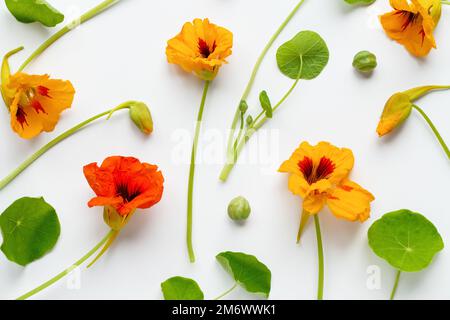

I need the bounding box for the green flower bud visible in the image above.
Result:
[129,102,153,135]
[239,100,248,114]
[246,115,253,127]
[228,196,251,221]
[353,51,377,73]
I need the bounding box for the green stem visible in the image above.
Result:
[314,215,324,300]
[224,0,306,167]
[0,102,132,191]
[412,104,450,159]
[442,1,450,5]
[390,270,401,300]
[219,78,300,181]
[187,81,211,263]
[18,0,119,71]
[16,230,115,300]
[213,283,238,300]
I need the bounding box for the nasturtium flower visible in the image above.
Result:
[377,85,450,136]
[279,142,374,222]
[83,156,164,229]
[380,0,442,57]
[166,18,233,80]
[2,72,75,139]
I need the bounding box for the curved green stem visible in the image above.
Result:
[0,102,132,191]
[18,0,119,71]
[314,215,324,300]
[187,81,211,263]
[224,0,306,167]
[390,270,401,300]
[213,283,238,300]
[16,230,115,300]
[219,79,300,181]
[442,1,450,5]
[412,104,450,159]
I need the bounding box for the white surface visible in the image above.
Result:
[0,0,449,300]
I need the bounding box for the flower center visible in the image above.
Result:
[298,156,336,184]
[396,10,420,31]
[116,183,141,203]
[198,38,216,58]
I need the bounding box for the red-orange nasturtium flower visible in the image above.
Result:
[84,156,164,231]
[380,0,442,57]
[166,18,233,80]
[279,142,375,231]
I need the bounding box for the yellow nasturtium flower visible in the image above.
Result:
[380,0,442,57]
[1,50,75,139]
[279,142,375,223]
[166,18,233,80]
[377,85,450,136]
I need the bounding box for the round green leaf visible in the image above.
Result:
[5,0,64,27]
[0,197,60,266]
[216,251,271,298]
[161,276,204,300]
[276,30,329,80]
[368,209,444,272]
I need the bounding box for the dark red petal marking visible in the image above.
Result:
[198,39,216,58]
[16,107,28,128]
[37,86,51,98]
[298,156,335,184]
[340,185,354,192]
[30,99,46,114]
[316,157,336,181]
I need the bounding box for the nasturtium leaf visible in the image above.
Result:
[276,31,329,80]
[259,91,273,118]
[216,251,271,298]
[0,197,60,266]
[5,0,64,27]
[368,209,444,273]
[161,276,204,300]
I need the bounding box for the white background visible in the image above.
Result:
[0,0,449,300]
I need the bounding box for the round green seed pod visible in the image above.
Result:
[228,196,251,221]
[352,51,377,73]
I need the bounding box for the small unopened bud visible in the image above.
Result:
[103,206,134,230]
[239,100,248,113]
[353,51,377,73]
[129,102,153,135]
[246,115,253,127]
[228,196,251,221]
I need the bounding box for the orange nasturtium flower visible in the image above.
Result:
[166,18,233,263]
[1,49,75,139]
[84,156,164,230]
[279,142,375,229]
[16,156,164,300]
[279,141,375,300]
[380,0,442,57]
[166,18,233,80]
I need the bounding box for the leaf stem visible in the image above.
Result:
[442,1,450,5]
[187,81,211,263]
[213,283,238,300]
[0,102,133,191]
[18,0,119,71]
[223,0,306,170]
[314,215,324,300]
[219,78,300,181]
[412,104,450,159]
[16,230,116,300]
[390,270,401,300]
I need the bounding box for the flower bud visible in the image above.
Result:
[103,206,134,230]
[246,115,253,127]
[228,196,251,221]
[376,93,412,137]
[129,102,153,135]
[352,51,377,73]
[239,100,248,113]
